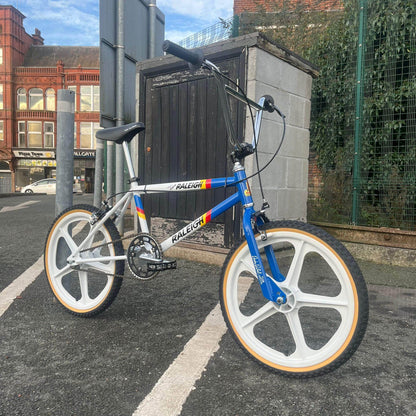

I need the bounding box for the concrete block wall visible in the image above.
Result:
[244,47,313,221]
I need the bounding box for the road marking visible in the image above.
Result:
[0,200,39,213]
[133,276,253,416]
[0,255,44,317]
[133,303,227,416]
[0,220,86,318]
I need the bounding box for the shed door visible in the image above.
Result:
[141,54,245,245]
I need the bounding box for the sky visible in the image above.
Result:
[0,0,234,46]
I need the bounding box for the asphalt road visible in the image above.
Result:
[0,194,415,416]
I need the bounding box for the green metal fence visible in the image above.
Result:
[307,0,416,231]
[179,1,416,231]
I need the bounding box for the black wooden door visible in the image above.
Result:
[139,53,246,246]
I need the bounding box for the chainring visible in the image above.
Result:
[127,233,162,280]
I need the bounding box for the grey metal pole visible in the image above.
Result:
[115,0,125,233]
[56,89,75,216]
[149,0,157,58]
[106,141,114,198]
[93,138,104,207]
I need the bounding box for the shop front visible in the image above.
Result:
[13,149,95,193]
[73,150,96,193]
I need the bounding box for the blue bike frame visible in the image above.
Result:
[130,161,287,304]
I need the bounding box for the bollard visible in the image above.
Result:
[56,89,75,216]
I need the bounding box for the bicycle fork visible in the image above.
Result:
[235,166,287,304]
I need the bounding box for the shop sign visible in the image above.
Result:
[13,150,56,159]
[74,150,95,158]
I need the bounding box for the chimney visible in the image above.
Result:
[32,28,44,45]
[57,59,64,73]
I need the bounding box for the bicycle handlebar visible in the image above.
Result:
[163,40,204,68]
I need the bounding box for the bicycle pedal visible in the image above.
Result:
[147,259,177,272]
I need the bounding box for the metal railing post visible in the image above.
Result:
[352,0,367,225]
[149,0,157,58]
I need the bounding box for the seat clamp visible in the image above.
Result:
[128,177,140,184]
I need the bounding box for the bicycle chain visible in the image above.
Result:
[79,232,135,254]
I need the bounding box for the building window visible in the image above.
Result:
[0,121,4,141]
[44,122,54,148]
[0,48,3,65]
[68,86,77,111]
[17,88,27,110]
[27,121,42,147]
[18,121,25,147]
[29,88,44,110]
[80,85,99,112]
[0,85,3,110]
[45,89,55,111]
[74,122,77,148]
[80,122,100,148]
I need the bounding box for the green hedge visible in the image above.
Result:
[309,0,416,229]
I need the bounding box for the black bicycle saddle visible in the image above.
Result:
[96,122,145,144]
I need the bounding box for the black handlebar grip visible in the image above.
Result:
[163,40,204,68]
[263,95,275,113]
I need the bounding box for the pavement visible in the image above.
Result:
[0,193,415,416]
[0,192,28,198]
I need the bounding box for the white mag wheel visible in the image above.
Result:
[44,204,124,317]
[220,221,368,377]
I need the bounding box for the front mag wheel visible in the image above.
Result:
[220,221,368,377]
[44,204,124,317]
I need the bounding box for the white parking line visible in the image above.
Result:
[0,255,44,317]
[0,200,39,213]
[133,303,227,416]
[0,221,85,318]
[133,276,253,416]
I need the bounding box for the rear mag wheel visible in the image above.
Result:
[44,204,124,317]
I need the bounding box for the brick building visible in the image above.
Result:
[0,5,99,193]
[233,0,343,14]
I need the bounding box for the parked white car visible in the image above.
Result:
[21,178,56,194]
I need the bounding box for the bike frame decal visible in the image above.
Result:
[251,256,265,284]
[160,192,240,251]
[202,209,212,224]
[134,195,146,220]
[201,179,211,189]
[134,177,236,194]
[170,209,213,244]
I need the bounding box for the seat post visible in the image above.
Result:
[122,141,136,179]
